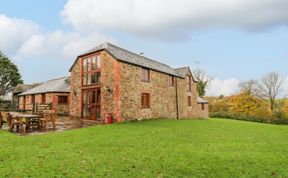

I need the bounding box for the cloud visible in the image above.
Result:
[206,78,240,96]
[0,14,40,55]
[281,76,288,97]
[0,14,113,61]
[15,31,113,61]
[61,0,288,41]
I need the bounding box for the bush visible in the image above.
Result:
[272,110,288,124]
[273,117,288,125]
[210,112,288,125]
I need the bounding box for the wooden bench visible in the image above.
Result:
[35,103,52,114]
[39,110,57,129]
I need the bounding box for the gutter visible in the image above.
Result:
[175,78,179,119]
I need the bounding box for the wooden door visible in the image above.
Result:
[82,89,100,120]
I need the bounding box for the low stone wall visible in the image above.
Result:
[57,104,70,116]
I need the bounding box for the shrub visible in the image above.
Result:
[272,110,288,124]
[210,111,288,125]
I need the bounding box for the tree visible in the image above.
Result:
[239,79,262,98]
[230,92,271,118]
[260,72,283,111]
[192,68,213,97]
[0,52,23,98]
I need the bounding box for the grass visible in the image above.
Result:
[0,118,288,177]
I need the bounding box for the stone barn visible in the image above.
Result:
[69,42,209,122]
[18,77,70,115]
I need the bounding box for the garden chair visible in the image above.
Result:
[40,110,57,129]
[7,113,26,133]
[0,111,7,129]
[0,111,14,129]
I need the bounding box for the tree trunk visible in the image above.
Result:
[270,98,274,111]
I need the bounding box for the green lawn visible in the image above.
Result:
[0,119,288,177]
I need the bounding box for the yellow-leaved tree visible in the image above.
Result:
[230,92,272,118]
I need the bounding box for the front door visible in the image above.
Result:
[82,89,101,120]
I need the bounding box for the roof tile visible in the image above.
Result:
[72,42,183,78]
[19,77,70,96]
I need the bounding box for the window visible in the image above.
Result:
[187,76,191,92]
[168,75,175,86]
[31,95,35,104]
[97,89,101,103]
[187,96,192,106]
[141,68,150,82]
[58,96,68,104]
[82,55,101,86]
[92,55,101,70]
[141,93,150,108]
[202,103,205,111]
[41,93,46,104]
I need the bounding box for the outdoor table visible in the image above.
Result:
[9,112,42,133]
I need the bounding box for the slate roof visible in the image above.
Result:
[70,42,183,78]
[197,97,209,104]
[174,66,197,82]
[12,84,40,94]
[19,77,70,96]
[174,67,189,78]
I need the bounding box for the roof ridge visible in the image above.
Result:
[174,66,189,70]
[72,42,183,77]
[46,76,70,82]
[18,83,37,86]
[106,42,175,69]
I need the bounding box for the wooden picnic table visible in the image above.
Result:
[9,112,42,134]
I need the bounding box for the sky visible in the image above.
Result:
[1,0,288,96]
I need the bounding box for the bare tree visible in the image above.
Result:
[192,68,213,97]
[239,80,262,98]
[260,72,283,111]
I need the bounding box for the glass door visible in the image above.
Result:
[82,89,101,120]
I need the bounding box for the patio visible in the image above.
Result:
[1,116,100,135]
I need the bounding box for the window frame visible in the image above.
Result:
[41,93,46,104]
[31,95,35,104]
[187,76,192,92]
[201,103,205,111]
[141,68,150,82]
[82,55,101,87]
[58,96,68,105]
[168,75,175,86]
[187,96,192,107]
[141,93,150,109]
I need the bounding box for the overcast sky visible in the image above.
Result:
[1,0,288,96]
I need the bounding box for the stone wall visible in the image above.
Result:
[101,52,121,120]
[193,103,209,118]
[69,50,209,121]
[119,62,177,121]
[18,93,70,115]
[177,72,199,118]
[176,70,209,119]
[70,57,82,118]
[57,104,70,116]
